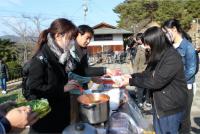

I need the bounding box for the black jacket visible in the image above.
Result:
[129,47,188,117]
[0,63,8,78]
[72,43,106,77]
[0,114,11,134]
[28,44,70,133]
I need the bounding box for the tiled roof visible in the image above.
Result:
[94,28,132,35]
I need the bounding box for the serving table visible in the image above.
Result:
[64,86,153,134]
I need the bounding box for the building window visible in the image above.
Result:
[94,34,113,41]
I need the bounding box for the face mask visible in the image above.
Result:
[59,52,68,64]
[62,37,75,52]
[59,39,75,65]
[165,31,173,43]
[162,28,173,43]
[68,39,75,50]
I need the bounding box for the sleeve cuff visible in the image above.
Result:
[129,78,135,86]
[0,116,11,133]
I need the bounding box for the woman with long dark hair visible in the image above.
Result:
[119,26,188,134]
[162,19,197,134]
[27,18,77,133]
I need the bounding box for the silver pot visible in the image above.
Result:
[77,93,110,124]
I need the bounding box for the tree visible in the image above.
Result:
[22,15,45,42]
[154,0,193,30]
[114,0,200,31]
[0,38,16,61]
[114,1,148,30]
[143,1,158,21]
[185,0,200,18]
[3,15,45,64]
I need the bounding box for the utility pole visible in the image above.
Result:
[83,0,88,24]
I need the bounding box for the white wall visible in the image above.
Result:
[89,34,123,46]
[113,34,123,41]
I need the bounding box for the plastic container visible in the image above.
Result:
[108,112,143,134]
[102,88,121,111]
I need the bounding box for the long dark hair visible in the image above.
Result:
[142,26,172,69]
[136,33,143,41]
[34,18,78,55]
[162,19,192,42]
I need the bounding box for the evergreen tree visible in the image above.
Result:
[114,0,200,31]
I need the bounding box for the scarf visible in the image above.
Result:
[47,34,69,65]
[70,44,80,62]
[64,44,80,72]
[66,42,88,72]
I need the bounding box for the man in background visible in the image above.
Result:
[0,58,9,94]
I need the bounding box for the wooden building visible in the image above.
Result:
[88,22,132,55]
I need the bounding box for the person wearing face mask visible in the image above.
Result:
[117,27,188,134]
[27,18,78,133]
[162,19,197,134]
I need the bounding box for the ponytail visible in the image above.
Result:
[181,30,192,42]
[34,29,49,55]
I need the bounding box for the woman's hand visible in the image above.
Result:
[106,68,122,76]
[112,74,131,87]
[64,80,83,92]
[121,74,132,86]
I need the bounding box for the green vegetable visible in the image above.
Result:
[17,99,51,118]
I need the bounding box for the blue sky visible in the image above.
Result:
[0,0,124,36]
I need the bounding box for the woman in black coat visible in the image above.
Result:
[119,27,188,134]
[27,18,77,133]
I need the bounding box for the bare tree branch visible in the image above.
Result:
[2,15,46,63]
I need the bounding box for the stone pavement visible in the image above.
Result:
[96,62,200,133]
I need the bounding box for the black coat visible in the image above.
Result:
[28,44,70,133]
[129,47,188,117]
[0,63,8,78]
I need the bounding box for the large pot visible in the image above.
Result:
[77,93,110,124]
